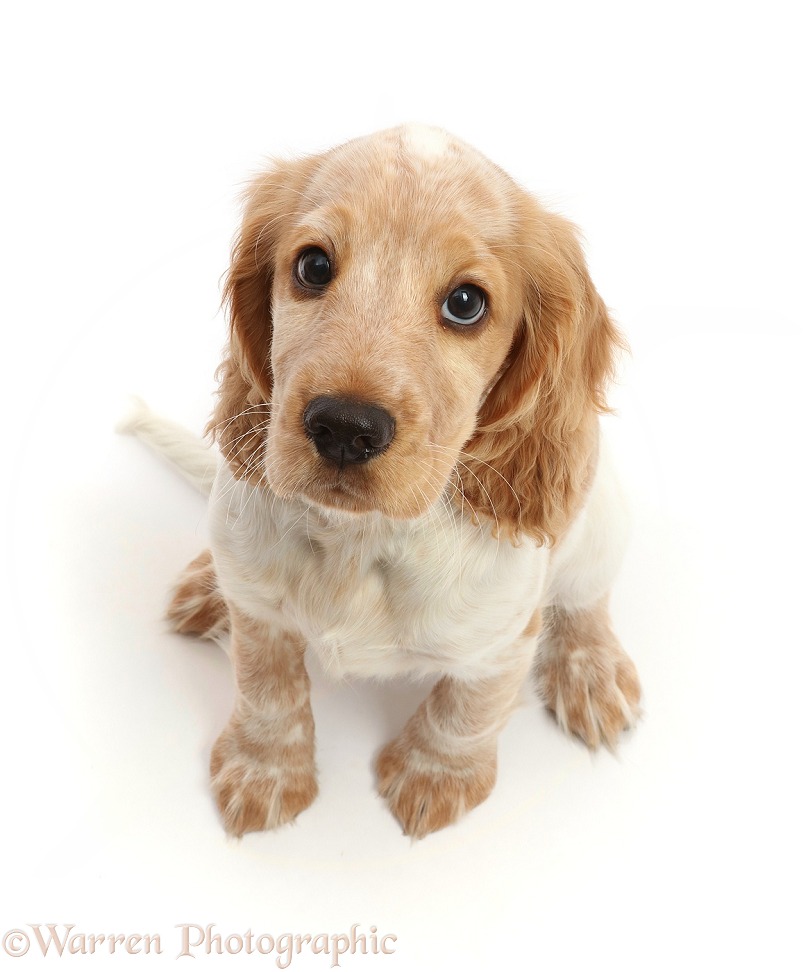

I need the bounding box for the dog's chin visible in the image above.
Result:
[300,480,434,521]
[264,461,448,522]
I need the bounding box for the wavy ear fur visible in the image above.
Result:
[208,156,320,481]
[461,199,624,545]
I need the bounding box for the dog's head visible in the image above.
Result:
[211,125,621,544]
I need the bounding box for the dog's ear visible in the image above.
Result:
[209,156,319,479]
[461,201,624,545]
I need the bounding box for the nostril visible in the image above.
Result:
[309,421,333,441]
[303,396,396,465]
[355,434,375,452]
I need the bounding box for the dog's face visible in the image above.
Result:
[216,126,620,540]
[265,128,525,518]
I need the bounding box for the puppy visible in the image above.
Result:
[160,124,640,838]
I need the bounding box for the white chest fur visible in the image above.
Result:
[209,469,549,679]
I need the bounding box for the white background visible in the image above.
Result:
[1,1,806,969]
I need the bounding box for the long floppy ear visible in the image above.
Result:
[207,155,320,481]
[461,199,624,545]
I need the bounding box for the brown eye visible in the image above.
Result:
[441,284,486,326]
[296,247,332,289]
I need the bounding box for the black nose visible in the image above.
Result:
[303,396,396,466]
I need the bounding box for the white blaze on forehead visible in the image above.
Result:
[401,124,452,160]
[398,124,517,239]
[298,124,518,251]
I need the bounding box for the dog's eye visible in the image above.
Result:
[441,284,487,326]
[296,248,332,289]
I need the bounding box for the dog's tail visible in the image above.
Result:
[117,397,217,497]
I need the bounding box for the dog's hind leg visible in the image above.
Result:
[166,549,230,640]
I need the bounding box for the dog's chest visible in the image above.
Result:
[291,526,545,677]
[213,484,547,679]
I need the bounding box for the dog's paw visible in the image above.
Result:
[540,646,641,750]
[375,738,496,839]
[210,721,317,836]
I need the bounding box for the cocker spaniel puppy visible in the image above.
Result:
[155,125,639,838]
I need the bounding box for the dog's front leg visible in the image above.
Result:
[376,632,537,838]
[210,609,317,836]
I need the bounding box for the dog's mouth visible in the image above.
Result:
[298,460,428,519]
[301,473,382,516]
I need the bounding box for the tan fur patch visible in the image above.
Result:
[521,608,543,640]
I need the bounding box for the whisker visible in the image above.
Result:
[429,443,523,528]
[427,447,502,553]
